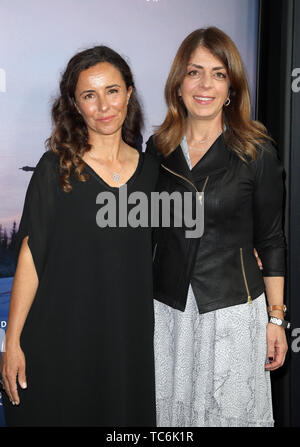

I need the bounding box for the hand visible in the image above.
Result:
[265,323,288,371]
[0,344,27,405]
[254,248,263,270]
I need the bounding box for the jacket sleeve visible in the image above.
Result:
[15,151,59,280]
[253,141,286,276]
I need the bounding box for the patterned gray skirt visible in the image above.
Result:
[154,286,274,427]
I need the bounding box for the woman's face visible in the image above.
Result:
[179,46,230,122]
[74,62,132,138]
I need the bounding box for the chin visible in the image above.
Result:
[97,129,120,136]
[192,113,216,120]
[91,123,121,135]
[191,108,222,121]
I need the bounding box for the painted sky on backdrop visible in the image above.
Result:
[0,0,258,229]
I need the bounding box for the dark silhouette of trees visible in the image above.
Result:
[0,221,18,277]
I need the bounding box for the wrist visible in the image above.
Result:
[269,316,291,330]
[4,332,21,350]
[269,310,285,318]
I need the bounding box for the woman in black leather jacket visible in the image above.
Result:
[146,27,288,427]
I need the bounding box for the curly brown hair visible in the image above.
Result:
[46,46,143,192]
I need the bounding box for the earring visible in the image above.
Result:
[224,97,231,107]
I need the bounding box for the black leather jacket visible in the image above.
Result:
[146,133,286,314]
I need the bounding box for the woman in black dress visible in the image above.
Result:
[0,46,158,426]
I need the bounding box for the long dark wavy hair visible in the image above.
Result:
[46,46,143,192]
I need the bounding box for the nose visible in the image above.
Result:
[198,70,213,89]
[97,95,109,112]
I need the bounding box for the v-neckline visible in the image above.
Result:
[181,134,222,172]
[83,151,143,191]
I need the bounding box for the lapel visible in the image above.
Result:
[162,134,231,185]
[161,142,194,183]
[191,134,231,181]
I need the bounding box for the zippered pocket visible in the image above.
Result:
[240,248,252,304]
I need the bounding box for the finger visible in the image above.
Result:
[265,357,283,370]
[18,366,27,390]
[253,249,263,269]
[8,373,20,405]
[275,344,287,366]
[265,351,282,369]
[267,339,275,363]
[2,376,14,403]
[265,345,286,370]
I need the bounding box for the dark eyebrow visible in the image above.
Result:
[79,84,121,96]
[106,84,121,89]
[187,63,226,71]
[79,89,95,96]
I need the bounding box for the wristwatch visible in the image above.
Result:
[269,316,291,330]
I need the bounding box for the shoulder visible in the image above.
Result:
[256,139,279,160]
[252,139,282,172]
[145,135,162,159]
[142,151,161,173]
[30,150,60,190]
[34,150,59,175]
[250,139,284,184]
[36,150,59,167]
[35,150,59,169]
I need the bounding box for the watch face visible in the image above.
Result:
[270,317,290,329]
[272,317,282,325]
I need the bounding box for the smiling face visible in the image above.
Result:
[74,62,132,138]
[179,46,230,123]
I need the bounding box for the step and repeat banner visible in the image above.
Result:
[0,0,258,426]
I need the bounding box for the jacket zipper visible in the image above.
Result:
[161,164,209,194]
[240,248,252,304]
[152,165,208,263]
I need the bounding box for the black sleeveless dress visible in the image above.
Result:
[2,150,159,426]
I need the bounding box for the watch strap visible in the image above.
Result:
[269,316,291,330]
[267,304,287,313]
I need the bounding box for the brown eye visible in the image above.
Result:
[187,70,199,77]
[215,72,226,79]
[84,93,94,100]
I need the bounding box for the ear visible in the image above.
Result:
[73,99,81,115]
[127,86,133,104]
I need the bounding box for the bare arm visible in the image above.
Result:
[0,236,38,404]
[264,276,284,313]
[263,276,288,371]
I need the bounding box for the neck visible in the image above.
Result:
[88,130,124,161]
[185,115,223,144]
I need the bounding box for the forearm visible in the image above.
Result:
[263,276,285,318]
[5,237,38,349]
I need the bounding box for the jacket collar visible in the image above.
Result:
[162,133,231,182]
